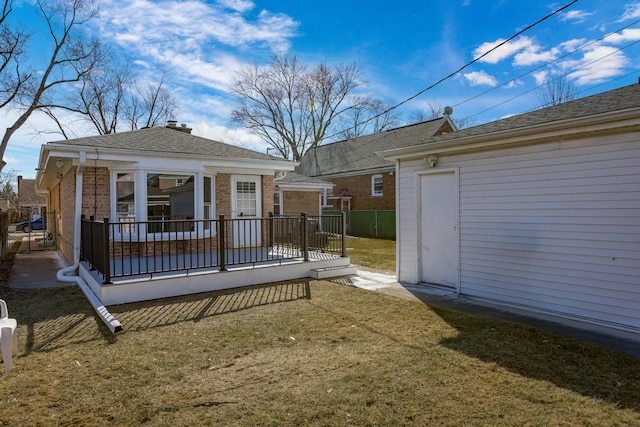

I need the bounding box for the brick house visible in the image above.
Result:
[34,125,351,316]
[273,171,333,216]
[36,125,298,265]
[296,116,456,212]
[16,176,47,221]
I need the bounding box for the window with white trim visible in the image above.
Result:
[273,191,282,215]
[112,171,215,235]
[116,172,135,222]
[320,187,333,208]
[371,174,383,197]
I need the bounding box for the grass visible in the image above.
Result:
[345,236,395,272]
[1,281,640,425]
[1,238,640,425]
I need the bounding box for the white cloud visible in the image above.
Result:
[532,71,549,86]
[504,79,524,89]
[473,36,559,67]
[558,38,588,52]
[560,10,594,23]
[194,121,267,152]
[217,0,255,13]
[602,28,640,43]
[473,36,535,64]
[514,46,560,66]
[463,71,498,86]
[563,45,629,85]
[619,2,640,21]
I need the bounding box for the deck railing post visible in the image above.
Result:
[80,215,86,264]
[341,211,347,257]
[89,216,96,271]
[268,212,274,247]
[218,214,226,271]
[103,218,112,284]
[301,212,309,262]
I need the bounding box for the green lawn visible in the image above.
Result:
[1,277,639,425]
[345,236,395,272]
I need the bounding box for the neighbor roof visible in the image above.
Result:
[387,82,640,153]
[296,117,455,177]
[275,171,332,186]
[46,126,281,162]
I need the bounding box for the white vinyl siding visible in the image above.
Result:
[397,132,640,332]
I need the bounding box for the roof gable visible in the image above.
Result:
[296,117,454,176]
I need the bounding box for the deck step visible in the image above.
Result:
[310,265,358,279]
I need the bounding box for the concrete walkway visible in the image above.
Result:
[350,267,640,359]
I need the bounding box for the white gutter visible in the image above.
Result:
[56,151,123,334]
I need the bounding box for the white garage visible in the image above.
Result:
[382,83,640,335]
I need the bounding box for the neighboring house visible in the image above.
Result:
[296,116,456,212]
[17,176,47,221]
[273,171,334,216]
[381,82,640,335]
[35,125,351,317]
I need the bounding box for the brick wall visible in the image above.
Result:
[327,172,395,210]
[216,173,231,217]
[283,190,320,216]
[262,175,274,216]
[58,169,77,264]
[82,167,111,220]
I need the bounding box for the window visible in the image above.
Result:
[236,180,257,216]
[273,191,283,215]
[112,172,215,235]
[372,174,383,197]
[116,173,135,221]
[147,173,195,221]
[320,187,333,207]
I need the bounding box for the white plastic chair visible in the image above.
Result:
[0,299,17,372]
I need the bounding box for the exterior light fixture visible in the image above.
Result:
[426,155,438,168]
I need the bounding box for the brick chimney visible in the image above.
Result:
[166,120,192,134]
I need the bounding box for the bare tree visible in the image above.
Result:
[0,0,101,170]
[0,0,30,110]
[408,101,446,123]
[63,52,132,135]
[537,75,577,108]
[125,74,178,130]
[231,55,366,161]
[336,99,400,140]
[408,102,474,130]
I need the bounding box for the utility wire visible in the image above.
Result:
[452,17,640,111]
[310,39,640,175]
[323,0,580,141]
[467,38,640,120]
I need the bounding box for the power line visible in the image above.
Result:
[453,17,640,111]
[467,38,640,120]
[323,0,580,141]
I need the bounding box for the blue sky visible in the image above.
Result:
[3,0,640,179]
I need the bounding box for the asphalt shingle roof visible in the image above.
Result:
[47,127,282,161]
[401,82,640,149]
[296,117,453,176]
[274,171,332,186]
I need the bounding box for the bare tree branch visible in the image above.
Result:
[537,75,577,108]
[230,55,365,161]
[0,0,100,170]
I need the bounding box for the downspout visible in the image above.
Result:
[56,152,123,333]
